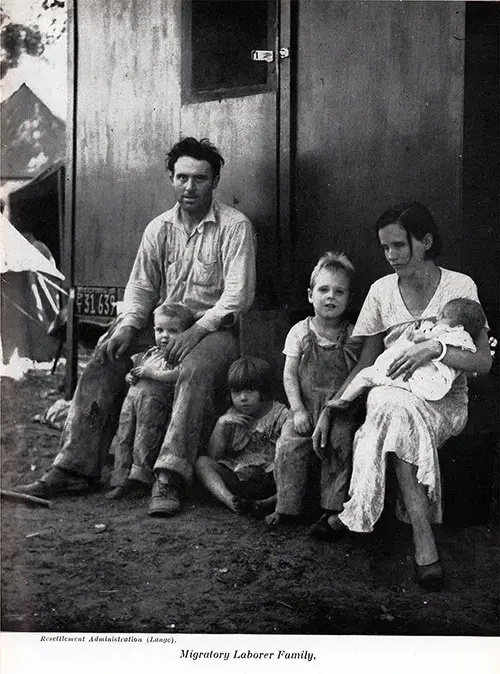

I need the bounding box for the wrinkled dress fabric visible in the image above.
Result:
[339,268,484,532]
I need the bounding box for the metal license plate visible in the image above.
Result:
[75,286,120,318]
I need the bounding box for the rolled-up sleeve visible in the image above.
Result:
[120,224,162,331]
[197,219,256,332]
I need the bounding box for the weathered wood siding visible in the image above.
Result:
[74,0,181,286]
[73,0,469,313]
[291,1,465,304]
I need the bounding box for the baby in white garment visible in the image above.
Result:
[330,298,486,404]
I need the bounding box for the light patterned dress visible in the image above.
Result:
[339,268,487,532]
[218,400,289,478]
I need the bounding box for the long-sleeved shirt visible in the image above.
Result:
[121,199,256,332]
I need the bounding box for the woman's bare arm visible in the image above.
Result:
[441,328,492,375]
[387,328,492,380]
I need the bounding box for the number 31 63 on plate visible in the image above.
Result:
[75,286,119,318]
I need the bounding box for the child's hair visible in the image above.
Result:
[153,301,196,330]
[309,251,355,292]
[227,356,274,400]
[442,298,486,340]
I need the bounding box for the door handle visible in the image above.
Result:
[251,48,290,62]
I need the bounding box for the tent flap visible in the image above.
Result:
[0,213,64,280]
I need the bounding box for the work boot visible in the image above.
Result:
[148,471,182,517]
[15,467,92,499]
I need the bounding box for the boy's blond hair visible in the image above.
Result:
[309,251,355,290]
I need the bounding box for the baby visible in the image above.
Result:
[330,298,486,406]
[106,301,195,499]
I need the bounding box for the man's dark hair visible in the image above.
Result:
[166,137,225,178]
[375,201,443,259]
[227,356,274,400]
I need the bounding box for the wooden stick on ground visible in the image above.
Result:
[1,489,53,508]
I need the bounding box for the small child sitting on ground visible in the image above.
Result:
[195,356,289,515]
[266,252,362,531]
[106,301,195,499]
[329,297,486,407]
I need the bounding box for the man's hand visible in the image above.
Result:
[163,323,209,364]
[293,408,312,435]
[95,325,138,363]
[312,408,332,460]
[386,340,443,380]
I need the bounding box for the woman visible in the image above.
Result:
[311,202,491,590]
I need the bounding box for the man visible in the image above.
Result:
[20,137,256,517]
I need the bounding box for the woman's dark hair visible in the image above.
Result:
[375,201,443,259]
[227,356,274,399]
[165,137,225,178]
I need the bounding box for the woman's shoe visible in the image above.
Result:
[308,513,348,541]
[414,558,444,592]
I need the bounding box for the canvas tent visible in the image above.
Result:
[0,84,65,182]
[0,213,65,367]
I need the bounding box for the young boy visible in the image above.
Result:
[106,302,195,499]
[329,297,486,406]
[195,356,289,515]
[266,252,362,529]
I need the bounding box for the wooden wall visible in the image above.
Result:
[72,1,480,317]
[74,0,180,287]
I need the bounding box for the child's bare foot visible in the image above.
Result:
[251,496,277,519]
[265,510,284,526]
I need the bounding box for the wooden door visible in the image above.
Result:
[279,0,465,309]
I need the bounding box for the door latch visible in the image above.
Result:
[251,50,274,63]
[251,48,290,62]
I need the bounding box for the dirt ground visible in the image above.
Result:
[1,361,499,636]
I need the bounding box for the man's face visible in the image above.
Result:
[169,156,219,219]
